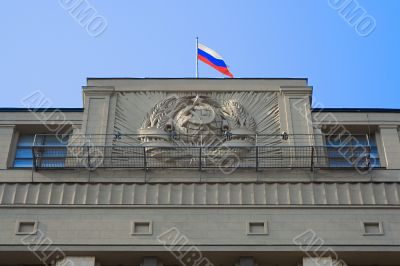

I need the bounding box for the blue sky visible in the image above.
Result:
[0,0,399,108]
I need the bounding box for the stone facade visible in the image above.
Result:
[0,78,400,266]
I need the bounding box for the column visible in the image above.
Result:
[80,86,114,168]
[280,87,313,146]
[379,125,400,169]
[313,125,328,167]
[280,86,313,167]
[81,86,115,145]
[0,125,16,169]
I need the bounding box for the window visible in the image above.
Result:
[14,135,69,168]
[325,134,380,168]
[14,135,35,168]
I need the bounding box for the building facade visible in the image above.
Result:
[0,78,400,266]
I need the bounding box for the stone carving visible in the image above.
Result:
[137,95,259,164]
[221,100,257,148]
[112,91,281,166]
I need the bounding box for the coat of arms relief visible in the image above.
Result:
[113,91,281,167]
[139,95,256,145]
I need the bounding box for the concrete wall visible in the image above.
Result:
[0,125,16,169]
[80,79,312,141]
[0,207,399,248]
[1,79,400,266]
[0,110,83,172]
[312,111,400,169]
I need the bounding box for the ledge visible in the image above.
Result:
[1,181,400,206]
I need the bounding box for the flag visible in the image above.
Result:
[197,43,233,78]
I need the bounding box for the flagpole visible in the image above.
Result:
[196,37,199,78]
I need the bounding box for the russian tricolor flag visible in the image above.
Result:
[197,43,233,78]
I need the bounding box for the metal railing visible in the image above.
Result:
[32,134,378,170]
[33,132,320,146]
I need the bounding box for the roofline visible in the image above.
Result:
[0,108,84,112]
[87,77,309,81]
[1,108,398,113]
[312,108,400,113]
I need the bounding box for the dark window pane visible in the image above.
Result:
[17,135,35,147]
[13,159,33,168]
[40,159,66,168]
[44,135,69,146]
[325,134,380,168]
[15,148,33,159]
[14,134,69,168]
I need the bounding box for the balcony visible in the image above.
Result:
[30,133,379,171]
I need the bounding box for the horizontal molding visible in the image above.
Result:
[0,182,399,206]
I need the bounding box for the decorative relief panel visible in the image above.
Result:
[114,91,280,142]
[110,91,281,167]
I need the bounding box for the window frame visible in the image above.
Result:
[13,134,69,169]
[324,134,381,168]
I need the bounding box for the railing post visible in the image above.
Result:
[32,134,38,171]
[143,147,147,171]
[199,147,202,171]
[87,145,91,169]
[311,146,315,172]
[31,146,37,171]
[366,134,371,169]
[366,145,371,169]
[255,146,259,171]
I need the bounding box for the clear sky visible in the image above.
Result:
[0,0,399,108]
